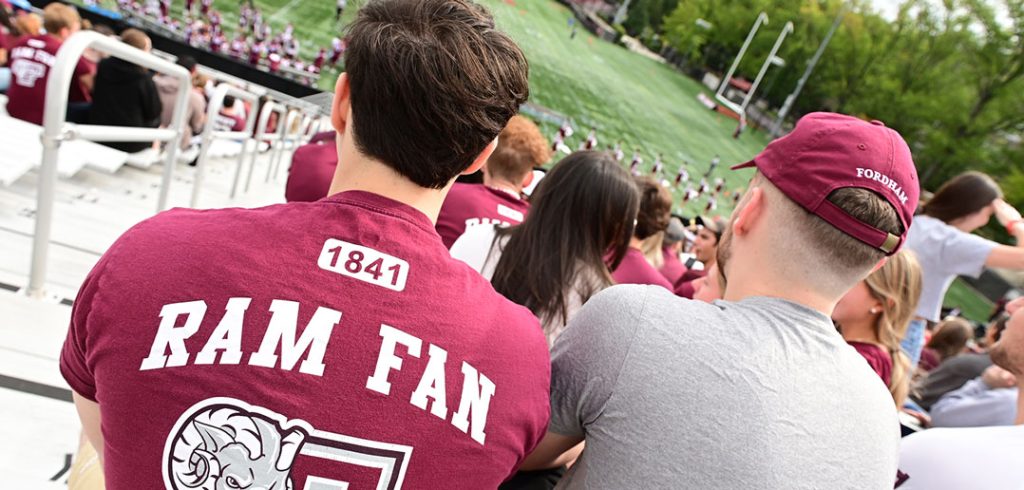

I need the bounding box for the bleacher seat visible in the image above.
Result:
[0,115,129,184]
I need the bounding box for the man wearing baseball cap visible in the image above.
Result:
[522,112,919,488]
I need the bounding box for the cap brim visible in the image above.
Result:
[300,92,334,117]
[730,160,756,171]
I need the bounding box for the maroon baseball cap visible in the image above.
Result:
[733,112,919,255]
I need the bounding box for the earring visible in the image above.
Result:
[869,308,880,314]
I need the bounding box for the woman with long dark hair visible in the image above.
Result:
[450,150,639,346]
[904,171,1024,366]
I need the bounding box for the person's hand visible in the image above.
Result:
[993,199,1023,228]
[981,364,1017,389]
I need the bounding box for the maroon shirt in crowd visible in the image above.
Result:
[659,247,686,285]
[436,183,530,249]
[7,34,93,125]
[848,341,893,387]
[60,191,551,489]
[69,56,96,103]
[612,247,673,290]
[673,268,706,299]
[285,132,337,203]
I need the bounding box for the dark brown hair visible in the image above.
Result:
[926,318,974,362]
[345,0,529,188]
[486,115,550,183]
[922,171,1002,224]
[634,176,672,239]
[490,151,639,330]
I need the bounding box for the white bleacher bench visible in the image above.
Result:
[0,115,128,185]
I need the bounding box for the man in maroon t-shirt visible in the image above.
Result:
[213,94,246,131]
[61,2,550,488]
[7,3,94,125]
[674,215,725,298]
[285,131,337,202]
[436,115,549,248]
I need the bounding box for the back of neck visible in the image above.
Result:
[329,155,448,224]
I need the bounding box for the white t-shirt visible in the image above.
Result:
[905,215,996,322]
[450,224,602,347]
[898,425,1024,489]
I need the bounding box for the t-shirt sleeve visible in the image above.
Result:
[59,249,114,402]
[940,228,997,279]
[548,285,647,437]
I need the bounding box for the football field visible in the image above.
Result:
[87,0,770,216]
[226,0,770,216]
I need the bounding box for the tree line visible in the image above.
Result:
[620,0,1023,229]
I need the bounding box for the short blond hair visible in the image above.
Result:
[42,3,81,35]
[757,172,902,295]
[14,13,43,36]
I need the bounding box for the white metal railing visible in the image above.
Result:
[28,31,192,299]
[190,83,259,207]
[244,100,288,193]
[266,109,300,182]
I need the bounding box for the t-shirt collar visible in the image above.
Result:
[720,295,834,326]
[321,190,436,234]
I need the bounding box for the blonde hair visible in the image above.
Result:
[15,13,43,36]
[640,230,665,269]
[863,250,922,406]
[42,3,80,35]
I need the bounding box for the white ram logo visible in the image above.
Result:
[164,398,309,490]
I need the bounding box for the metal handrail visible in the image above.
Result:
[28,31,192,298]
[266,109,302,182]
[190,83,259,208]
[244,100,288,193]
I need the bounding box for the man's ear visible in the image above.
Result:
[520,171,535,189]
[732,187,764,237]
[461,138,497,176]
[330,73,351,134]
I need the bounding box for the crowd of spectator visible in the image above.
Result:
[111,0,346,86]
[1,3,308,166]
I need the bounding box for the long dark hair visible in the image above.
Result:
[490,151,639,329]
[922,171,1002,223]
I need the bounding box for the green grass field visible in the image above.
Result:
[217,0,770,216]
[85,0,768,216]
[944,278,995,324]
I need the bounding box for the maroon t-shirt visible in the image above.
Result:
[285,132,337,203]
[611,247,673,290]
[436,183,530,249]
[673,268,706,299]
[69,56,96,103]
[7,35,92,125]
[848,341,893,387]
[659,247,686,285]
[60,191,551,489]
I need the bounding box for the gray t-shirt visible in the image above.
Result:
[549,286,900,489]
[905,215,996,322]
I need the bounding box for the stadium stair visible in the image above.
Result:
[0,115,129,185]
